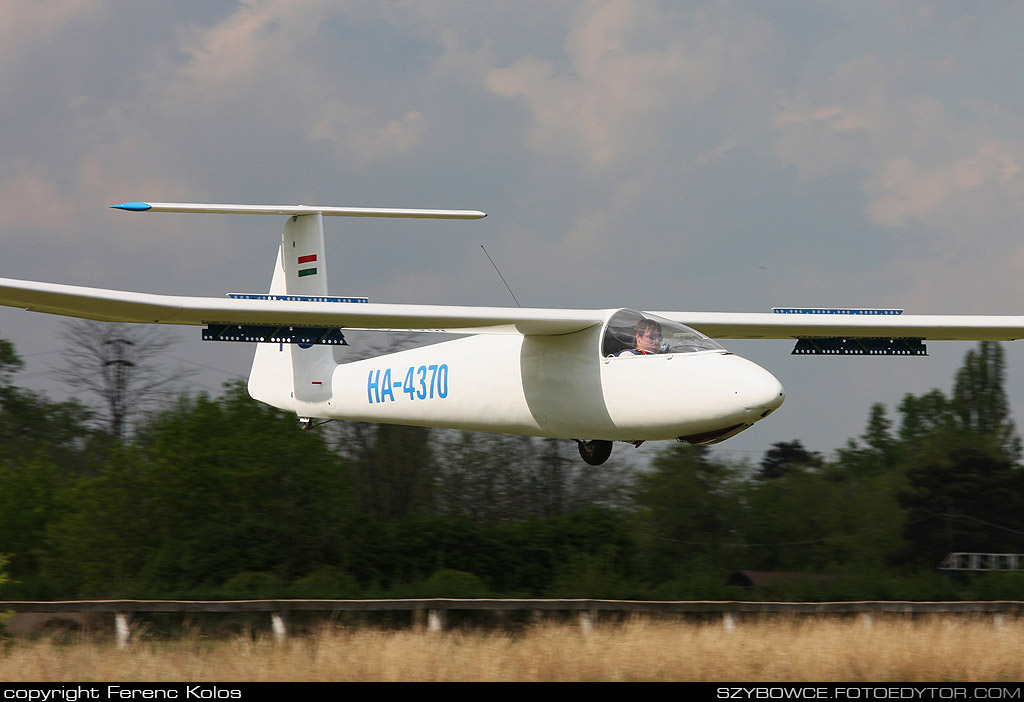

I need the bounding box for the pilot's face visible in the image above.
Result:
[635,329,662,354]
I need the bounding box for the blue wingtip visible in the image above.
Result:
[111,202,152,211]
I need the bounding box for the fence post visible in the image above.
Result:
[271,612,288,642]
[579,609,595,633]
[114,612,131,650]
[427,609,446,632]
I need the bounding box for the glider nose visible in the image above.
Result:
[744,366,785,420]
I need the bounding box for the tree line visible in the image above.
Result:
[1,337,1023,602]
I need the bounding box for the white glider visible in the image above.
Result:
[0,202,1020,464]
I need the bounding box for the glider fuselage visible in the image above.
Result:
[290,323,785,444]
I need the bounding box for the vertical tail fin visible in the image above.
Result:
[247,214,336,412]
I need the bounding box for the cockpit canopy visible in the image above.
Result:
[602,309,724,357]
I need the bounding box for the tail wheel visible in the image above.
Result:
[577,440,613,466]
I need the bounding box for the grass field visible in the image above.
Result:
[3,616,1023,682]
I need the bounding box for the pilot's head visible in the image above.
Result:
[633,319,663,354]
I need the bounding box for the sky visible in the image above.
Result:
[3,0,1024,464]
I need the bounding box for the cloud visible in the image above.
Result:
[0,174,72,232]
[152,1,436,167]
[864,144,1023,229]
[168,0,332,100]
[484,0,774,171]
[0,0,102,68]
[772,33,1024,312]
[310,107,427,162]
[773,55,893,180]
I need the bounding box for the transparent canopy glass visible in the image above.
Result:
[602,309,723,357]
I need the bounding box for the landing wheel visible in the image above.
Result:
[577,440,613,466]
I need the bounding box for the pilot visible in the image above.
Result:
[618,319,664,356]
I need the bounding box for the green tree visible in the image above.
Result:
[433,432,534,522]
[893,342,1024,566]
[433,433,632,523]
[836,403,898,475]
[758,440,823,480]
[342,423,435,520]
[0,553,8,594]
[741,463,905,572]
[893,343,1021,462]
[0,455,63,595]
[899,447,1024,564]
[0,553,10,636]
[416,568,490,598]
[0,339,22,386]
[45,383,350,596]
[896,389,956,458]
[0,339,101,596]
[633,444,743,582]
[0,339,97,472]
[951,341,1021,459]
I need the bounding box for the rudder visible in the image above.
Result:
[247,213,336,412]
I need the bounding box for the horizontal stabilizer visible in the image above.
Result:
[111,202,486,220]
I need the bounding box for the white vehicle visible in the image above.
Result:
[2,202,1023,465]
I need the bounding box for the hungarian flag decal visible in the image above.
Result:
[297,253,317,277]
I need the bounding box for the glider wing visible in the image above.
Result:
[0,277,600,336]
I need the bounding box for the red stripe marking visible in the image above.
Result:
[311,381,323,385]
[298,254,317,264]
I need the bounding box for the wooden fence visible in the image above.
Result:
[5,599,1024,648]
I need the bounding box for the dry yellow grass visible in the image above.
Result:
[3,616,1024,682]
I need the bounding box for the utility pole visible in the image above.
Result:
[104,337,135,443]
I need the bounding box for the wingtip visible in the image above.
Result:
[111,202,152,211]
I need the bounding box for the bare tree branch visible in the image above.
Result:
[54,320,195,441]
